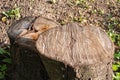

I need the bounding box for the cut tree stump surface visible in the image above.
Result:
[36,23,114,67]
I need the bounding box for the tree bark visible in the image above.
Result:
[8,17,114,80]
[10,44,49,80]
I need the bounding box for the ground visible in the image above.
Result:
[0,0,120,79]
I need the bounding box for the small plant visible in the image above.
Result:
[2,8,21,21]
[107,15,120,45]
[112,62,120,80]
[58,19,66,25]
[108,30,119,43]
[75,0,89,9]
[108,30,120,80]
[98,9,105,15]
[117,0,120,3]
[0,48,11,79]
[0,65,7,79]
[71,15,84,23]
[106,14,120,80]
[114,51,120,60]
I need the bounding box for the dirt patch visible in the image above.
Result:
[0,0,120,47]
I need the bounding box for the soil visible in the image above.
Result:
[0,0,120,48]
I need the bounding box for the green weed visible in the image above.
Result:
[107,15,120,80]
[109,31,120,80]
[76,0,89,9]
[2,8,21,20]
[114,51,120,59]
[0,48,11,79]
[117,0,120,3]
[113,62,120,80]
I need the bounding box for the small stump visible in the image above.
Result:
[8,16,114,80]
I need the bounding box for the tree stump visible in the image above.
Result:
[8,16,114,80]
[7,16,59,80]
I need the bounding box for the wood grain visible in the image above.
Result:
[36,23,114,67]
